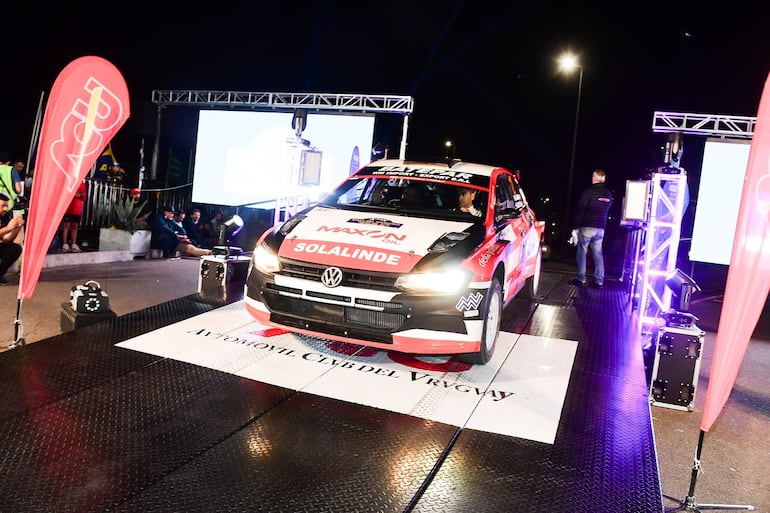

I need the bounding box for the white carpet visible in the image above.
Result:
[117,302,577,444]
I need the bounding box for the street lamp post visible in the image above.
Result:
[445,140,456,161]
[558,53,584,243]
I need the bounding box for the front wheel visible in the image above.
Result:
[458,279,502,365]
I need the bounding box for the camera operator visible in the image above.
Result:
[0,192,24,285]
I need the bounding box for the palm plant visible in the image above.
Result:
[111,196,148,233]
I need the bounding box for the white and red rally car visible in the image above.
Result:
[245,159,544,364]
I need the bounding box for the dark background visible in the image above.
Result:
[4,1,769,262]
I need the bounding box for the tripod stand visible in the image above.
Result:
[663,430,754,512]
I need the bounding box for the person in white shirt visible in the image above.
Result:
[455,187,482,217]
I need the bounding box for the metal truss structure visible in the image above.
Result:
[629,112,755,339]
[652,111,755,139]
[148,91,415,219]
[151,90,414,115]
[149,90,414,176]
[629,171,689,336]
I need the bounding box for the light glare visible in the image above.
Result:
[395,269,469,294]
[558,53,580,73]
[253,244,281,273]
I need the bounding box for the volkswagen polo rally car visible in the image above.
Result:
[244,159,544,364]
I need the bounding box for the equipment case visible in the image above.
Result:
[649,324,705,411]
[198,255,251,293]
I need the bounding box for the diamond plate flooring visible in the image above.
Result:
[0,266,663,513]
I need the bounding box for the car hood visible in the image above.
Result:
[275,206,476,273]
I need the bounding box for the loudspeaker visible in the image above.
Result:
[649,324,705,411]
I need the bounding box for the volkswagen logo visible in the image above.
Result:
[321,267,344,288]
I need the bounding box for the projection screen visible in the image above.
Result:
[689,138,751,265]
[192,110,375,208]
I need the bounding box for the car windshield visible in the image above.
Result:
[321,176,489,222]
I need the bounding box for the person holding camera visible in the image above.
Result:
[0,153,27,247]
[0,192,24,284]
[0,153,25,209]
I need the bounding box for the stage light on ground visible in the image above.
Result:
[218,215,244,246]
[665,268,701,312]
[213,215,245,258]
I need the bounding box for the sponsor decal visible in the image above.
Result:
[371,166,474,184]
[478,243,504,267]
[294,242,401,265]
[348,217,403,228]
[317,224,406,241]
[279,239,418,272]
[456,292,483,311]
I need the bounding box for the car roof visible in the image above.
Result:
[362,159,505,179]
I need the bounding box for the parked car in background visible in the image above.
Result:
[245,159,544,364]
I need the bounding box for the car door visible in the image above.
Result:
[493,171,533,297]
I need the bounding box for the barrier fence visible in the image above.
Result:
[81,180,193,230]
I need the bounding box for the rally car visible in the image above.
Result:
[244,159,544,364]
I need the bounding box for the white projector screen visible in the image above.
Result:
[192,110,375,207]
[689,138,751,265]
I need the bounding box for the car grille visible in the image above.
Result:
[262,259,407,337]
[280,259,399,292]
[265,295,405,340]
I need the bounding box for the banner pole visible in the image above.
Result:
[663,430,754,512]
[9,299,25,349]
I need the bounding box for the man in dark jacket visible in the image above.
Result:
[571,169,613,288]
[151,205,212,259]
[182,208,210,248]
[150,205,184,259]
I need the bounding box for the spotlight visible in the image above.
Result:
[70,280,110,313]
[218,215,244,246]
[665,268,701,312]
[213,214,245,258]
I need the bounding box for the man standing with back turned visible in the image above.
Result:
[570,169,613,288]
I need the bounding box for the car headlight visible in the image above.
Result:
[252,243,281,274]
[395,268,471,295]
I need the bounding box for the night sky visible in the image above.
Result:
[5,1,770,204]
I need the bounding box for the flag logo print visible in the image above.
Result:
[456,292,483,311]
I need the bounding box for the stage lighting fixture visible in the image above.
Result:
[213,215,245,258]
[70,280,110,313]
[665,268,700,312]
[217,215,244,246]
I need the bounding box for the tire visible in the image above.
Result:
[518,245,542,300]
[459,279,502,365]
